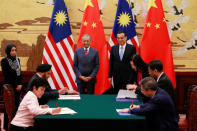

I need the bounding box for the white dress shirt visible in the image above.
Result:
[11,91,53,127]
[84,46,90,53]
[157,72,164,82]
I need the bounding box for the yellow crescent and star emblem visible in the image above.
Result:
[117,12,132,28]
[54,10,68,26]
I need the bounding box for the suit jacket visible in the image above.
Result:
[109,44,136,84]
[130,88,179,131]
[27,74,59,105]
[157,73,175,104]
[73,47,99,83]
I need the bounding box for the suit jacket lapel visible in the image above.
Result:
[122,44,128,61]
[116,45,121,61]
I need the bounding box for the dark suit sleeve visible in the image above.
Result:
[38,86,59,104]
[42,88,59,99]
[129,101,158,115]
[73,50,81,77]
[90,51,99,77]
[108,47,114,78]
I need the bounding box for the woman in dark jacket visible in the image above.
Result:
[1,43,23,130]
[1,43,23,105]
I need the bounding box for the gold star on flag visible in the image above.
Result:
[84,0,94,10]
[84,21,88,26]
[163,17,166,22]
[155,24,160,29]
[148,0,157,10]
[92,22,96,28]
[147,22,151,27]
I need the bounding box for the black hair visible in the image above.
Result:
[148,60,163,72]
[140,77,158,91]
[131,54,147,71]
[29,77,48,91]
[117,31,127,37]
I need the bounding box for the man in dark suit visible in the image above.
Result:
[119,77,179,131]
[109,31,136,93]
[148,60,175,104]
[73,34,99,94]
[27,64,79,104]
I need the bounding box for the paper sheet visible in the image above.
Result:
[52,107,77,115]
[58,95,81,100]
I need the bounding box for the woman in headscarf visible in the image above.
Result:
[1,43,23,130]
[1,43,23,105]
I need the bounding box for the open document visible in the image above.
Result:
[52,107,77,115]
[116,109,136,116]
[58,95,81,100]
[117,89,137,99]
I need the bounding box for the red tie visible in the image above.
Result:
[85,48,88,57]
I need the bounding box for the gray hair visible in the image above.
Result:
[82,34,91,42]
[140,77,158,91]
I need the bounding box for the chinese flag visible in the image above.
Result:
[140,0,176,88]
[77,0,111,94]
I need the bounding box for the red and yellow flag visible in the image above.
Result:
[140,0,176,88]
[77,0,111,94]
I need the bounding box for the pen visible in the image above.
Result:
[131,100,133,108]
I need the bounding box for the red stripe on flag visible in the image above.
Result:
[130,38,139,54]
[48,32,76,90]
[44,37,69,88]
[111,33,118,45]
[42,55,61,89]
[67,36,75,52]
[59,40,77,90]
[60,40,73,67]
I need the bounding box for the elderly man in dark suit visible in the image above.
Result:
[109,31,136,94]
[73,34,99,94]
[27,64,79,104]
[119,77,179,131]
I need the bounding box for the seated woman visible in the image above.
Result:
[10,78,61,131]
[126,54,149,92]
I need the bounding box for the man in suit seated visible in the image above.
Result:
[73,34,99,94]
[109,31,136,94]
[119,77,179,131]
[27,64,79,104]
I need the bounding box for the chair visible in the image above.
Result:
[178,85,197,131]
[3,84,16,131]
[188,86,197,131]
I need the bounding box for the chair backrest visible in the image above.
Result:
[188,86,197,131]
[3,84,16,131]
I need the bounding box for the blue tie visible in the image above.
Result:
[120,46,123,61]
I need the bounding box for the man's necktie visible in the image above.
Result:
[85,48,88,57]
[120,46,123,61]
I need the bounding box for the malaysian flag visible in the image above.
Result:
[109,0,139,54]
[42,0,77,90]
